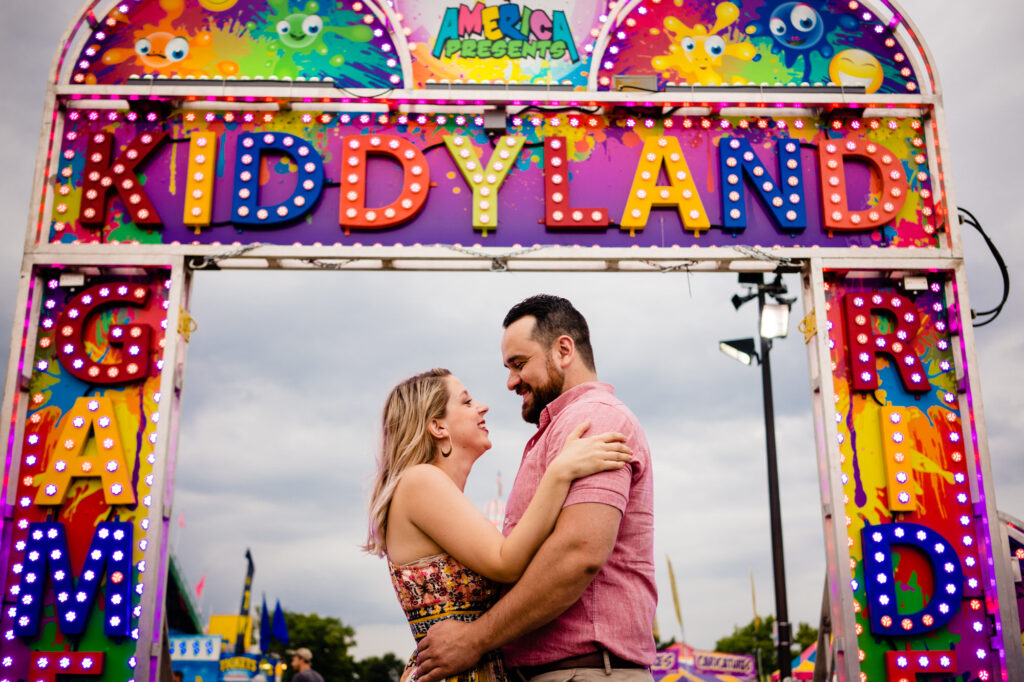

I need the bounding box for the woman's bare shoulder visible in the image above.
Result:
[393,464,456,496]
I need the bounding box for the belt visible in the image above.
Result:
[510,650,646,679]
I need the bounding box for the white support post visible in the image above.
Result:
[134,257,191,682]
[802,259,861,682]
[950,263,1024,678]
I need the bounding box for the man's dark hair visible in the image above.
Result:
[503,295,596,371]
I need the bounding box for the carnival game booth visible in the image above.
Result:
[653,643,758,681]
[167,636,281,682]
[1,1,1022,681]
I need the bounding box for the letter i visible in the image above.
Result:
[184,132,218,229]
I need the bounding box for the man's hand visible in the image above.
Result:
[414,620,484,682]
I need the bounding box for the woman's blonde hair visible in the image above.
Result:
[363,368,452,556]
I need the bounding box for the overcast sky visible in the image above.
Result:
[0,0,1022,662]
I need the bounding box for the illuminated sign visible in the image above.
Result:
[433,2,578,61]
[693,651,756,677]
[50,112,937,248]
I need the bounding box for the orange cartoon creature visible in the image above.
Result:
[651,2,758,85]
[99,0,238,78]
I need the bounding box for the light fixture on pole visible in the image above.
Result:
[718,272,795,682]
[759,303,791,340]
[719,338,759,366]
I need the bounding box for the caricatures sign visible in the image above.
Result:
[693,650,756,677]
[0,1,1019,682]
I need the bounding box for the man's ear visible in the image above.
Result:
[553,334,575,369]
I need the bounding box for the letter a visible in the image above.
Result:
[620,136,708,236]
[34,396,135,506]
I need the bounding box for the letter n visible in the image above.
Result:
[720,137,805,233]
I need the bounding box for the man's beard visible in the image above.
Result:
[521,358,565,424]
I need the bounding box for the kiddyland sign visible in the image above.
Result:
[50,110,939,248]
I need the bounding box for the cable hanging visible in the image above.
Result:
[958,207,1009,327]
[186,242,262,270]
[442,243,548,271]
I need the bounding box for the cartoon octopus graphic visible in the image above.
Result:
[651,2,759,86]
[262,0,374,75]
[745,1,858,83]
[98,0,238,78]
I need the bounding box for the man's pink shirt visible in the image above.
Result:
[501,382,657,667]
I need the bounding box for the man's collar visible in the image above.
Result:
[538,381,613,429]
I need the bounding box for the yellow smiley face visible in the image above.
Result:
[829,49,884,94]
[198,0,240,10]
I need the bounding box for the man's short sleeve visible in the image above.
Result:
[548,401,635,512]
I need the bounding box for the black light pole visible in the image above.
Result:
[722,273,792,681]
[754,279,792,682]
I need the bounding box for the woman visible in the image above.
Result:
[364,369,632,682]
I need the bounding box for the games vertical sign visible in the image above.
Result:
[0,269,173,682]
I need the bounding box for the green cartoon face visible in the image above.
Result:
[275,6,325,50]
[261,0,375,73]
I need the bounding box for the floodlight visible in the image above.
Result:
[719,338,759,366]
[731,291,757,310]
[760,302,791,339]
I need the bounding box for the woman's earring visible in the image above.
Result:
[440,434,453,458]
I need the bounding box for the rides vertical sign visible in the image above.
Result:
[825,275,1006,681]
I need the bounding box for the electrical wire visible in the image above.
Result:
[958,207,1009,327]
[512,105,604,116]
[331,85,395,99]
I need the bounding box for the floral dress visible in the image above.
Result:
[388,553,508,682]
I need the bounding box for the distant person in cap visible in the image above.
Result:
[287,648,324,682]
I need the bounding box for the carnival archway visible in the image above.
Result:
[0,1,1021,681]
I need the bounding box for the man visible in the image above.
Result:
[287,647,324,682]
[416,294,656,682]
